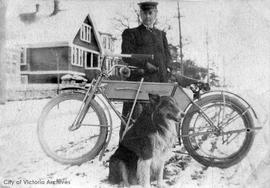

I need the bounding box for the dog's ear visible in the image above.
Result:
[148,93,160,105]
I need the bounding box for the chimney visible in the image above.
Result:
[35,4,40,13]
[19,3,40,23]
[50,0,60,16]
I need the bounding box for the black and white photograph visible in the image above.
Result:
[0,0,269,187]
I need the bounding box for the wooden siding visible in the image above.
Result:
[85,69,100,81]
[71,65,85,74]
[28,74,61,83]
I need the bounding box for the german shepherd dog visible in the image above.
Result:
[108,93,182,188]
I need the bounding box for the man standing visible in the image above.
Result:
[122,1,171,82]
[119,1,171,138]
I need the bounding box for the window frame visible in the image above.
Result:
[20,47,27,65]
[102,36,107,49]
[85,52,93,69]
[71,45,100,69]
[80,23,92,43]
[71,46,83,67]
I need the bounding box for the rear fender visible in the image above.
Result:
[60,86,88,93]
[201,90,258,119]
[177,89,258,145]
[183,90,258,120]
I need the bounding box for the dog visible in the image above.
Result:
[108,93,182,188]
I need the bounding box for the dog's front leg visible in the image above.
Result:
[119,161,129,187]
[137,158,151,188]
[156,161,167,188]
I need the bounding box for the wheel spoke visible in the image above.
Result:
[219,106,251,129]
[181,130,217,138]
[222,132,241,145]
[55,135,99,153]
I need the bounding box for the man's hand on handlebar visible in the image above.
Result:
[119,62,159,79]
[119,65,145,78]
[145,62,158,73]
[190,82,210,93]
[197,82,210,92]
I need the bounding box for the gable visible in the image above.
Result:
[72,16,99,52]
[83,17,91,25]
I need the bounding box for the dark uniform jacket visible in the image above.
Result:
[121,24,171,83]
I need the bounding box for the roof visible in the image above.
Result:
[6,1,104,53]
[99,32,118,41]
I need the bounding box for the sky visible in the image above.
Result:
[5,0,270,91]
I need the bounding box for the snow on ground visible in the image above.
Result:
[0,90,269,188]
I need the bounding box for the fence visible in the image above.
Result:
[7,84,59,101]
[0,1,6,104]
[0,47,20,103]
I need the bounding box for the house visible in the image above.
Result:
[99,32,118,75]
[7,1,111,84]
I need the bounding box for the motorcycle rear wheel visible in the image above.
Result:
[181,94,255,168]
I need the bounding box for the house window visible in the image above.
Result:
[80,23,91,43]
[102,37,107,49]
[108,39,111,50]
[93,54,99,67]
[85,52,100,69]
[71,46,83,67]
[71,46,99,69]
[86,53,92,68]
[106,59,110,72]
[20,47,27,65]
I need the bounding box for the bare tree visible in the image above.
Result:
[112,12,133,31]
[111,2,140,36]
[131,2,140,25]
[154,17,173,32]
[0,0,7,104]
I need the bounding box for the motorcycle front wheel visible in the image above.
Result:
[37,92,108,165]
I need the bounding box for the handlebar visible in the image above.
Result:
[103,53,154,60]
[107,64,135,75]
[190,82,210,99]
[107,64,144,77]
[100,53,153,77]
